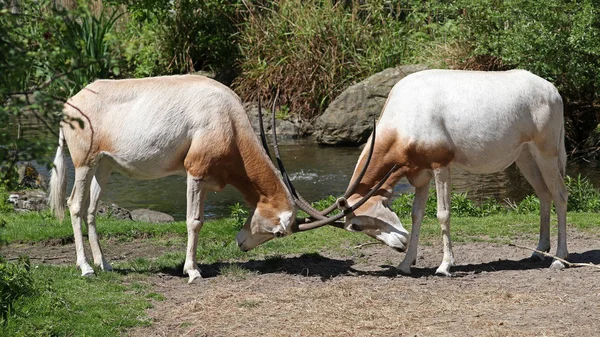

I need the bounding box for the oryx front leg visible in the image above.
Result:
[434,167,455,276]
[184,175,207,283]
[398,184,429,274]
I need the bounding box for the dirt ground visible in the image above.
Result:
[3,229,600,337]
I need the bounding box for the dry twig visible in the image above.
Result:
[509,243,600,270]
[354,242,382,249]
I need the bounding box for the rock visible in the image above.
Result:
[8,189,48,212]
[131,209,174,223]
[244,102,312,139]
[314,65,428,146]
[97,201,132,220]
[17,162,48,190]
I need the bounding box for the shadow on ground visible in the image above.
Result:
[117,249,600,280]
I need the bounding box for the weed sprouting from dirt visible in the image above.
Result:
[219,264,255,281]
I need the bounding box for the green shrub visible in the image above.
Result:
[114,0,241,81]
[514,195,541,214]
[566,174,600,212]
[229,202,249,227]
[234,0,408,119]
[390,174,600,218]
[0,257,34,323]
[1,0,123,188]
[50,4,123,96]
[0,185,13,215]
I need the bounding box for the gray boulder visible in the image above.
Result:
[314,65,427,146]
[8,189,48,212]
[131,209,174,223]
[244,102,311,139]
[97,201,133,220]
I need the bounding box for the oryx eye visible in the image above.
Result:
[274,231,284,238]
[350,223,362,232]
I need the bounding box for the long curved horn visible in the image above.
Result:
[318,119,377,215]
[257,96,272,158]
[269,90,328,220]
[295,164,398,231]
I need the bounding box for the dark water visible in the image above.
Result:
[37,139,600,221]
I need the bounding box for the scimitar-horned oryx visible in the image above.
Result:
[49,75,399,283]
[275,69,569,276]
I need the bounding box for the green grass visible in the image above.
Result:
[1,264,151,336]
[401,212,600,243]
[1,200,599,336]
[0,210,371,336]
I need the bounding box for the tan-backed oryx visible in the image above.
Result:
[49,75,399,283]
[276,69,568,276]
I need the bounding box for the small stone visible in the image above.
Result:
[131,209,174,223]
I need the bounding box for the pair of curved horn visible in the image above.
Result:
[257,92,397,231]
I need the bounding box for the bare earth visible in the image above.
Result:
[3,229,600,337]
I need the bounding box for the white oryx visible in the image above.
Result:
[49,75,399,283]
[311,69,568,275]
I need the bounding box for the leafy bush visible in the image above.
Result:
[0,0,123,188]
[0,257,34,323]
[514,195,541,215]
[566,174,600,212]
[0,185,13,215]
[234,0,407,119]
[114,0,241,82]
[390,174,600,218]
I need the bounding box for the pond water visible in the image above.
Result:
[38,139,600,221]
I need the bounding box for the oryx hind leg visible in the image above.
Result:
[515,147,552,260]
[87,159,113,271]
[68,165,95,276]
[530,145,568,269]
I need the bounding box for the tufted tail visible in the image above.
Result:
[49,128,67,221]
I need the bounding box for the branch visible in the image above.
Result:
[509,243,600,270]
[354,242,382,249]
[4,57,110,104]
[26,98,60,138]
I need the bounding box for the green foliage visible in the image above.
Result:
[51,5,123,96]
[234,0,408,118]
[391,175,600,218]
[229,202,249,227]
[310,195,339,212]
[0,186,13,215]
[513,195,541,215]
[0,256,34,323]
[0,0,123,188]
[1,265,151,336]
[566,174,600,212]
[114,0,241,81]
